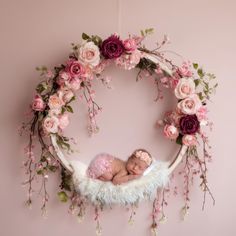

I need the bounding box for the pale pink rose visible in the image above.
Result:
[31,94,45,111]
[57,88,74,103]
[58,113,70,130]
[177,62,193,77]
[123,38,137,52]
[175,78,195,99]
[178,94,202,115]
[48,94,64,109]
[43,116,59,133]
[79,41,100,67]
[196,106,208,121]
[65,59,85,78]
[182,135,197,146]
[163,125,179,140]
[65,77,81,91]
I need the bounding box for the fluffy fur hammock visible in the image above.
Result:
[51,135,187,205]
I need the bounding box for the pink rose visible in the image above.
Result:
[177,62,193,77]
[57,88,74,103]
[31,94,45,111]
[163,125,179,140]
[178,94,202,115]
[65,59,85,78]
[123,38,137,52]
[58,113,70,130]
[182,134,197,146]
[175,78,195,99]
[43,116,59,133]
[79,41,100,67]
[48,94,64,109]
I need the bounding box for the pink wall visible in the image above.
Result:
[1,0,236,235]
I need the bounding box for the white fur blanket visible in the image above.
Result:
[70,160,170,206]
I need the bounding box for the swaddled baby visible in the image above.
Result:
[87,149,153,185]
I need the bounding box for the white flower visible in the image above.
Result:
[175,78,195,99]
[79,41,100,67]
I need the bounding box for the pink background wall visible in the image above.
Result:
[1,0,236,235]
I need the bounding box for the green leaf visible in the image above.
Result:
[194,79,200,87]
[197,68,204,78]
[82,33,90,40]
[193,63,198,69]
[65,105,73,113]
[37,170,44,175]
[57,191,68,203]
[176,135,183,145]
[48,165,57,172]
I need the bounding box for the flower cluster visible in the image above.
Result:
[19,28,217,234]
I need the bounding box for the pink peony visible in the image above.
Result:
[58,113,70,130]
[175,78,195,99]
[178,94,202,115]
[182,134,197,146]
[31,94,45,111]
[48,94,65,110]
[43,116,60,133]
[123,38,137,52]
[163,125,179,140]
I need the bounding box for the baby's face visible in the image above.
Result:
[126,156,149,175]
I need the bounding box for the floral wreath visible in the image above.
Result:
[19,28,217,235]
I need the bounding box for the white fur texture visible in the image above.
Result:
[70,160,170,206]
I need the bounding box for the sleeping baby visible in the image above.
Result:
[86,149,153,185]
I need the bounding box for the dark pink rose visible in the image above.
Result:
[100,34,124,59]
[65,59,85,78]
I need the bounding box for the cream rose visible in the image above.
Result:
[163,125,179,140]
[174,78,195,99]
[182,135,197,146]
[79,41,100,67]
[48,94,64,110]
[43,116,60,133]
[178,94,202,115]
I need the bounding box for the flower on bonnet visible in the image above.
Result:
[134,150,152,166]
